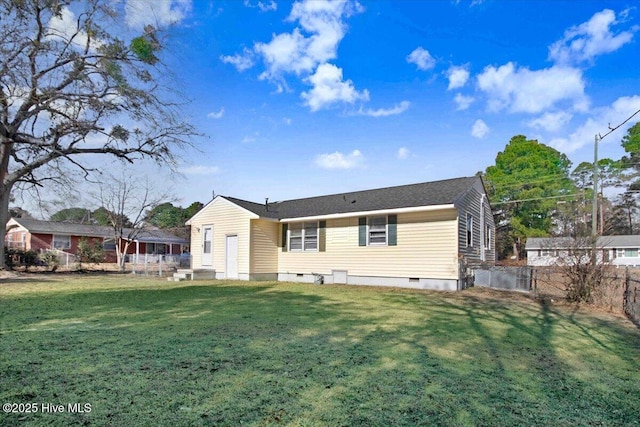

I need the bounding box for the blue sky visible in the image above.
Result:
[35,1,640,212]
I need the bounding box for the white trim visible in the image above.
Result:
[280,204,455,223]
[201,225,213,267]
[186,196,259,225]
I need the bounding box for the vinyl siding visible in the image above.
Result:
[278,208,459,279]
[455,179,495,266]
[189,197,253,274]
[250,219,279,273]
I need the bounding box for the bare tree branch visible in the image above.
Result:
[0,0,198,268]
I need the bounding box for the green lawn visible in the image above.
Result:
[1,275,639,426]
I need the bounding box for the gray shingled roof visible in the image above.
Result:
[9,218,188,244]
[526,235,640,249]
[226,176,479,220]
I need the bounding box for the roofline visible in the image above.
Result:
[526,236,640,250]
[186,196,259,225]
[279,204,457,223]
[274,176,477,205]
[8,218,187,243]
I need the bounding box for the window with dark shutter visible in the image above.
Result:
[358,217,367,246]
[388,215,397,246]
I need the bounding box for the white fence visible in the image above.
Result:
[128,253,190,275]
[40,249,78,267]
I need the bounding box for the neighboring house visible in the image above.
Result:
[526,235,640,267]
[185,176,495,290]
[5,218,189,263]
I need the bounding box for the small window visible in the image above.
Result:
[53,235,71,250]
[203,227,212,254]
[103,238,116,250]
[466,214,473,247]
[484,225,491,250]
[625,248,638,258]
[368,216,387,245]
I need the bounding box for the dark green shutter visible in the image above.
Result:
[358,217,367,246]
[281,223,288,252]
[319,221,326,252]
[388,215,397,246]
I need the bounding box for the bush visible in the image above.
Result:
[3,249,39,270]
[4,248,17,269]
[39,252,59,272]
[76,238,104,265]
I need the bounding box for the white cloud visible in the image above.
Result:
[548,95,640,153]
[549,9,636,65]
[407,47,436,71]
[315,149,363,169]
[527,111,572,132]
[220,48,255,71]
[397,147,410,159]
[357,101,410,117]
[179,165,220,175]
[301,63,369,111]
[47,7,102,50]
[255,29,313,76]
[244,0,277,12]
[476,62,589,114]
[454,93,474,111]
[255,0,361,81]
[125,0,192,29]
[207,108,225,119]
[446,65,470,90]
[225,1,374,112]
[471,119,489,139]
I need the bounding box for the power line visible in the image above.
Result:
[599,108,640,141]
[492,193,579,206]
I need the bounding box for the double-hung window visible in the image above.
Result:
[358,215,397,247]
[289,222,318,252]
[103,238,116,250]
[53,235,71,250]
[368,216,387,245]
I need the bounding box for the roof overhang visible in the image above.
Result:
[186,196,259,225]
[279,204,456,223]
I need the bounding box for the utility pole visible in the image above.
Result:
[591,134,600,265]
[592,134,599,237]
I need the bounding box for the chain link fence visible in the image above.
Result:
[624,272,640,325]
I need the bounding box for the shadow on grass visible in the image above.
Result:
[1,282,639,426]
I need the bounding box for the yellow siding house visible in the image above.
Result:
[185,176,494,290]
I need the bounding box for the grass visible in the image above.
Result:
[1,275,639,426]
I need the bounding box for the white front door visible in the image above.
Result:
[202,225,213,267]
[225,235,238,279]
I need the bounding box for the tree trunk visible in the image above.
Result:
[117,240,131,273]
[0,140,14,270]
[0,186,11,270]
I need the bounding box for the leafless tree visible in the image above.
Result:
[94,170,174,272]
[0,0,196,267]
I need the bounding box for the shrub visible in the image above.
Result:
[76,238,104,265]
[39,252,59,272]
